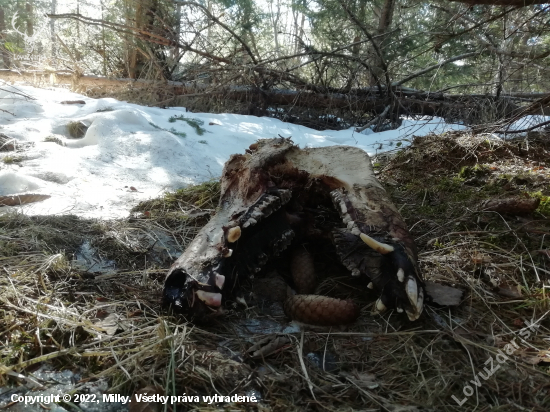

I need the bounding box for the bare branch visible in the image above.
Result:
[337,0,389,89]
[393,52,480,87]
[494,119,550,134]
[173,1,258,65]
[447,0,548,7]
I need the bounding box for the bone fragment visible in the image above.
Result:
[196,291,222,307]
[397,268,405,282]
[215,274,225,289]
[406,277,418,307]
[375,298,386,313]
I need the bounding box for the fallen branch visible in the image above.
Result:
[355,105,390,132]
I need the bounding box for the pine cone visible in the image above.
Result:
[290,248,317,294]
[284,294,360,326]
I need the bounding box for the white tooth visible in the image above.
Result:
[243,221,251,228]
[223,249,233,257]
[340,202,347,214]
[367,282,374,289]
[351,227,361,236]
[406,309,419,321]
[347,220,355,229]
[397,268,405,282]
[406,277,418,307]
[247,218,257,226]
[416,289,424,316]
[227,226,241,243]
[375,298,386,313]
[196,291,222,307]
[343,215,351,224]
[215,274,225,289]
[360,233,394,254]
[351,269,360,277]
[396,307,404,313]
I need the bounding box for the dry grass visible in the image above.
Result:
[1,133,550,411]
[66,121,88,139]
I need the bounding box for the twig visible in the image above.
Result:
[355,105,390,133]
[494,119,550,134]
[297,330,316,401]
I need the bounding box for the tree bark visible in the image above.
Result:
[26,2,34,37]
[50,0,57,58]
[0,7,11,69]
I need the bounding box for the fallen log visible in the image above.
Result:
[0,70,535,125]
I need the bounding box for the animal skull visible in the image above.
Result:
[164,138,424,323]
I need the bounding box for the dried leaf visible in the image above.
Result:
[497,286,522,298]
[93,313,121,335]
[425,281,463,306]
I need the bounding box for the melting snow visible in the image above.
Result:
[0,83,470,218]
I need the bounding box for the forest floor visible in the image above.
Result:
[1,130,549,411]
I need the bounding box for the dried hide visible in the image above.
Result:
[164,138,424,324]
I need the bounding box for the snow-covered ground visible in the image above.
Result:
[0,83,544,219]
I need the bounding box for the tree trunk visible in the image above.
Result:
[368,0,395,86]
[50,0,57,58]
[101,1,107,76]
[26,2,34,37]
[0,7,11,69]
[268,0,281,59]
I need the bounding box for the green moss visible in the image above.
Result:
[169,128,186,138]
[458,164,490,179]
[168,115,206,135]
[529,191,550,217]
[150,121,190,138]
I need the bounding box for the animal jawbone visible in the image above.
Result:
[164,138,425,324]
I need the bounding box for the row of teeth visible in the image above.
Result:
[272,229,295,257]
[374,277,424,320]
[241,189,291,229]
[331,190,365,279]
[331,189,424,321]
[244,229,295,275]
[331,190,362,238]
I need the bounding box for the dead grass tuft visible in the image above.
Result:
[66,121,88,138]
